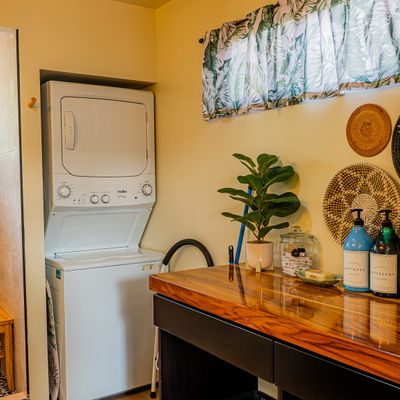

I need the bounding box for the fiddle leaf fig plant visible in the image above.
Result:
[218,153,301,243]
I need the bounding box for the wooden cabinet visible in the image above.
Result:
[154,295,400,399]
[150,265,400,399]
[0,308,14,392]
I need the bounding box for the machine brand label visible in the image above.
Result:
[117,189,128,199]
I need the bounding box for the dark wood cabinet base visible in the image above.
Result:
[275,342,400,400]
[155,295,400,400]
[278,390,302,400]
[160,330,257,400]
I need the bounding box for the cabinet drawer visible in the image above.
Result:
[154,295,274,381]
[275,342,400,400]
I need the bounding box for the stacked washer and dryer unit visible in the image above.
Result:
[43,81,162,400]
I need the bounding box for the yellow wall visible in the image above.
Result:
[0,1,156,398]
[146,0,400,271]
[2,0,400,396]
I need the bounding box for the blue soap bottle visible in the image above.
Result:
[343,208,372,292]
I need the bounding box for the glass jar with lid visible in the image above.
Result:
[280,226,314,277]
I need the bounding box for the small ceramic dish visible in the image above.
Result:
[296,269,342,287]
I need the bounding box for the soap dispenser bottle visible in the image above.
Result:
[343,208,372,292]
[370,210,400,298]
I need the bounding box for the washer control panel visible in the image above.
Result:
[52,174,155,208]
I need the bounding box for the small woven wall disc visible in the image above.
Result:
[323,163,400,245]
[346,104,392,157]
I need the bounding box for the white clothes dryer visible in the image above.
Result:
[41,81,156,256]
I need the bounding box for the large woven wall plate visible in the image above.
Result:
[391,116,400,178]
[323,163,400,245]
[346,104,392,157]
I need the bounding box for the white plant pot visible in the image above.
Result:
[246,241,274,271]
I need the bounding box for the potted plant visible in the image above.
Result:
[218,153,301,270]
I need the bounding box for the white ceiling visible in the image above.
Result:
[115,0,171,8]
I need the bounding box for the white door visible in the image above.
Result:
[61,97,147,177]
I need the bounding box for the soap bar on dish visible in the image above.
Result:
[304,269,336,281]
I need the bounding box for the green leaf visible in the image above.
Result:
[232,153,257,173]
[269,222,290,230]
[263,192,300,217]
[258,222,289,241]
[244,211,262,224]
[258,227,271,240]
[265,194,297,204]
[237,174,262,191]
[221,211,241,220]
[257,154,278,174]
[218,187,254,201]
[263,166,295,188]
[229,195,255,208]
[221,212,242,220]
[221,212,256,232]
[218,187,256,208]
[263,193,279,201]
[233,153,255,167]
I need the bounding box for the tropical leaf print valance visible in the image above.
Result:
[202,0,400,121]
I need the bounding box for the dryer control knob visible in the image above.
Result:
[101,194,110,204]
[58,185,71,199]
[142,184,153,196]
[90,194,99,204]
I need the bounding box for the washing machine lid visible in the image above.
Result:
[46,248,163,271]
[61,96,148,178]
[45,207,152,256]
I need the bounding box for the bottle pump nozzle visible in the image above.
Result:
[351,208,364,226]
[379,209,393,227]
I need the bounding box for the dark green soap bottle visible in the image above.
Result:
[370,210,400,298]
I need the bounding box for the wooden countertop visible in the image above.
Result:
[150,265,400,385]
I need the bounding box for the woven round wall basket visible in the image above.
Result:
[346,104,392,157]
[391,116,400,178]
[323,163,400,245]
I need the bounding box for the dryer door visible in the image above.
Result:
[61,97,147,177]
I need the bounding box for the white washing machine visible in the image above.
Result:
[46,249,162,400]
[42,81,162,399]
